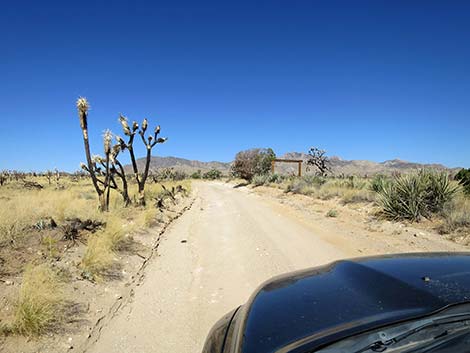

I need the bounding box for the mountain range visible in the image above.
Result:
[130,153,459,176]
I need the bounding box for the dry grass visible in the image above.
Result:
[3,264,63,336]
[438,194,470,236]
[0,179,102,244]
[80,180,191,279]
[280,176,376,204]
[1,176,191,284]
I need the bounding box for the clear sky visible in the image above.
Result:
[1,0,469,171]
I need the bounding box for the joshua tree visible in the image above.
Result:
[0,172,6,186]
[77,98,165,209]
[117,115,167,206]
[109,139,132,206]
[54,168,61,188]
[77,97,111,211]
[45,170,53,185]
[306,147,331,176]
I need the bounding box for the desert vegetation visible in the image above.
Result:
[231,148,276,181]
[0,99,192,341]
[235,147,470,244]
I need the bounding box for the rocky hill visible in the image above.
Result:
[278,152,457,176]
[127,154,458,177]
[129,156,231,174]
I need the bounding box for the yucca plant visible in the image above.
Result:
[376,169,458,221]
[369,174,390,193]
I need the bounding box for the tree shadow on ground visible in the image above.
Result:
[233,182,249,188]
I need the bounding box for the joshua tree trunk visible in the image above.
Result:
[137,147,152,206]
[114,160,131,206]
[77,97,107,211]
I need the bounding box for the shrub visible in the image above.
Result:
[341,176,367,189]
[267,173,284,184]
[285,175,327,194]
[12,264,63,336]
[203,169,222,180]
[191,170,202,179]
[455,168,470,195]
[251,174,269,186]
[376,170,458,221]
[341,189,376,204]
[153,168,187,182]
[232,148,276,181]
[326,209,338,217]
[438,195,470,234]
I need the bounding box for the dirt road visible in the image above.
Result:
[83,181,465,353]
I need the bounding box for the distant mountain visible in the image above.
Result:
[127,156,231,174]
[279,152,458,176]
[125,153,458,177]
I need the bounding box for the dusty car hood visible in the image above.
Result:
[237,253,470,353]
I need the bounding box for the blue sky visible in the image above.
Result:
[1,1,469,171]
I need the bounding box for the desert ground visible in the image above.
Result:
[78,181,467,353]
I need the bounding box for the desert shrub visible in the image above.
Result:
[153,168,187,182]
[376,170,458,221]
[251,174,269,186]
[285,176,327,194]
[191,170,202,179]
[232,148,276,181]
[11,264,63,336]
[285,179,309,194]
[455,168,470,195]
[303,175,328,187]
[203,169,222,180]
[267,173,284,184]
[326,209,338,217]
[337,176,367,189]
[341,189,376,204]
[172,170,187,181]
[438,195,470,234]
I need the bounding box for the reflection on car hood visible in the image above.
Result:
[240,253,470,353]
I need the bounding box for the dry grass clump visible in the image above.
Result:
[80,216,126,278]
[81,235,116,278]
[140,207,161,227]
[4,264,63,336]
[282,176,375,204]
[341,188,376,204]
[438,195,470,235]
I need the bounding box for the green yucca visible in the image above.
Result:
[369,174,390,193]
[376,170,459,221]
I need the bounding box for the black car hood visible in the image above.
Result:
[238,253,470,353]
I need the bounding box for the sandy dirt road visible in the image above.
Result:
[83,181,463,353]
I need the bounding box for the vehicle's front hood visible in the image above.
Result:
[238,253,470,353]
